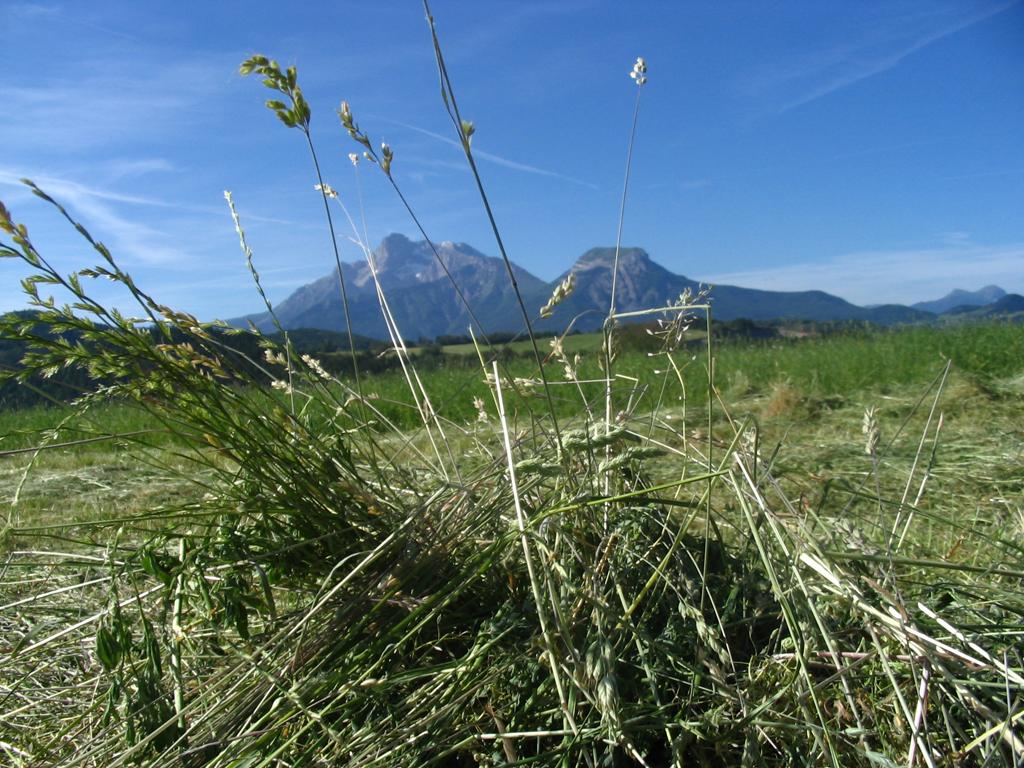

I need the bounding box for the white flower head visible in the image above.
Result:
[629,56,648,86]
[348,152,360,166]
[379,142,394,174]
[539,271,576,318]
[472,396,488,423]
[263,348,287,366]
[314,183,338,199]
[301,353,332,381]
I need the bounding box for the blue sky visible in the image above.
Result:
[2,0,1022,320]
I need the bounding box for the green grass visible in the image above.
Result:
[0,402,204,538]
[6,322,1021,438]
[352,322,1024,429]
[2,238,1023,764]
[2,320,1022,765]
[440,330,607,356]
[8,324,1020,538]
[0,400,172,452]
[2,19,1023,765]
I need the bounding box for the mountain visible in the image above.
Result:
[230,236,934,339]
[238,234,549,340]
[912,285,1006,315]
[548,247,930,328]
[944,293,1024,320]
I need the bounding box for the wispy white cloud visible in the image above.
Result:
[0,171,189,265]
[748,1,1019,114]
[0,168,294,225]
[0,170,292,274]
[441,0,598,64]
[7,3,59,18]
[162,269,314,295]
[704,241,1024,306]
[373,116,599,189]
[0,54,236,153]
[938,231,971,246]
[105,158,176,180]
[0,168,175,210]
[5,2,145,42]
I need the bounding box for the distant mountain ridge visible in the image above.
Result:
[943,293,1024,319]
[239,234,547,340]
[549,247,929,327]
[912,285,1006,314]
[231,235,978,339]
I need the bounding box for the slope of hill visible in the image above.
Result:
[0,311,383,408]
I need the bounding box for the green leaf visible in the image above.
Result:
[863,751,901,768]
[140,550,172,586]
[234,603,250,640]
[96,626,122,670]
[144,625,162,678]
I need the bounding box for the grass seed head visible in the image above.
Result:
[539,271,576,318]
[862,405,881,455]
[472,396,487,422]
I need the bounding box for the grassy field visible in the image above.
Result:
[4,321,1022,540]
[7,320,1022,442]
[2,319,1024,765]
[365,322,1024,428]
[2,25,1024,765]
[439,331,609,356]
[5,324,1022,532]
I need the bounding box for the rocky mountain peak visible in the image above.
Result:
[373,233,424,271]
[572,247,652,272]
[233,234,940,339]
[911,284,1008,314]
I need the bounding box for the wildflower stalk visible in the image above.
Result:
[492,362,576,736]
[319,173,454,479]
[605,58,647,441]
[422,0,564,455]
[224,190,297,414]
[601,57,647,506]
[305,134,366,407]
[893,359,951,552]
[338,101,494,359]
[171,537,186,733]
[239,56,365,415]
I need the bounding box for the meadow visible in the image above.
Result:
[1,9,1023,766]
[2,315,1022,765]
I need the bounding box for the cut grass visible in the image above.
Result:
[4,323,1022,537]
[1,13,1022,762]
[3,240,1023,768]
